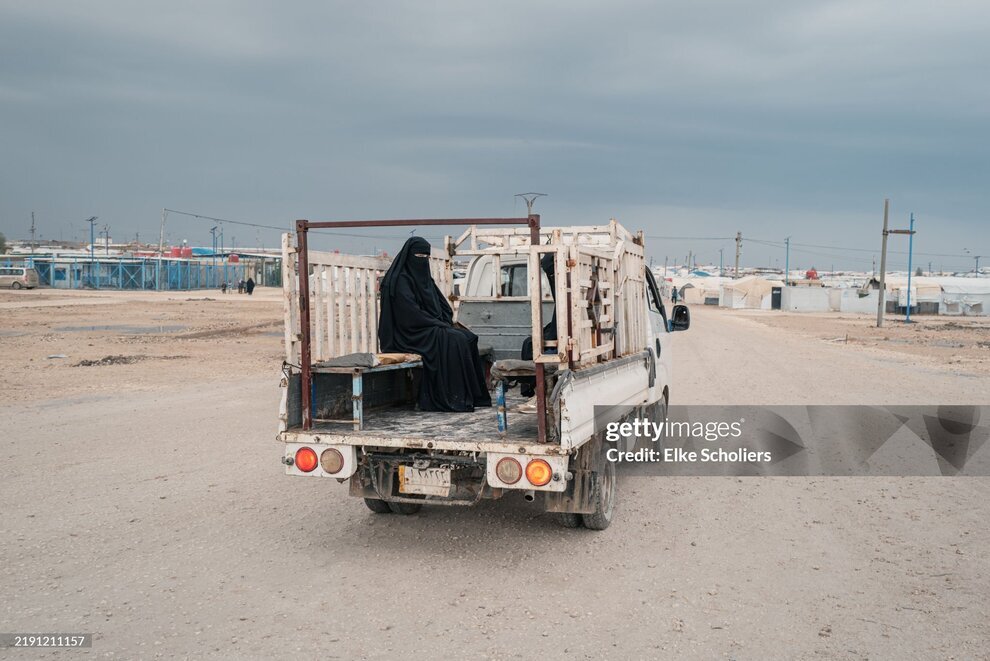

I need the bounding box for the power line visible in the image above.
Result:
[162,208,445,241]
[161,209,984,263]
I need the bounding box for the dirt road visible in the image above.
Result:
[2,295,988,658]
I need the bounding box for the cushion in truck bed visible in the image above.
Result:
[314,352,421,369]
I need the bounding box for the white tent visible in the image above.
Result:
[720,276,783,309]
[668,275,730,305]
[939,278,990,316]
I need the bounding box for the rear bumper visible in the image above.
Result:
[281,435,571,499]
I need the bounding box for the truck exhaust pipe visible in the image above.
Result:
[524,490,536,502]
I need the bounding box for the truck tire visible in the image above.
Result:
[581,449,616,531]
[364,498,392,514]
[387,502,423,515]
[556,513,583,528]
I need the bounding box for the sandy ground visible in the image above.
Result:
[2,293,989,659]
[740,309,990,378]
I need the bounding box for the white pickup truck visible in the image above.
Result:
[278,216,690,529]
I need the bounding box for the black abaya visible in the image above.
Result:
[379,237,491,412]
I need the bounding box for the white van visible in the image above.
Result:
[0,267,40,289]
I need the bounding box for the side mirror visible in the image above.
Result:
[670,304,690,331]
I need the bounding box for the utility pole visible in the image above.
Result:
[210,226,218,287]
[877,200,916,327]
[719,248,724,276]
[905,213,916,323]
[220,226,226,287]
[734,232,742,277]
[663,256,668,277]
[30,212,36,253]
[975,255,983,274]
[85,216,98,288]
[159,209,167,256]
[158,208,167,291]
[877,200,890,328]
[784,237,791,285]
[103,225,110,255]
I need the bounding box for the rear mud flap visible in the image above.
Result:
[543,435,605,514]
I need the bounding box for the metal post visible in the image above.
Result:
[86,216,98,287]
[719,248,723,276]
[220,227,226,289]
[905,212,915,323]
[210,226,217,288]
[158,208,166,291]
[784,237,790,285]
[296,221,313,430]
[877,199,889,328]
[527,213,548,445]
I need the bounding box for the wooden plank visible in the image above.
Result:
[357,269,368,353]
[313,265,325,361]
[281,233,299,365]
[580,343,615,360]
[326,265,336,358]
[553,240,569,366]
[335,266,346,354]
[307,251,390,270]
[348,268,359,354]
[368,268,379,353]
[528,247,544,361]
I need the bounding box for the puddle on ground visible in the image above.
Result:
[262,331,284,337]
[0,329,28,337]
[54,324,188,334]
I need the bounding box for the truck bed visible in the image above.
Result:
[311,391,538,443]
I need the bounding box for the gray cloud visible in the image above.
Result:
[1,0,987,270]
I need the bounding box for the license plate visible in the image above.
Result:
[398,465,451,496]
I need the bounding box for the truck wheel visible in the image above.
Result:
[388,502,423,515]
[364,498,392,514]
[581,451,616,531]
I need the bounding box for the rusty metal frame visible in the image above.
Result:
[294,215,546,443]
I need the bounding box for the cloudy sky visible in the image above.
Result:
[1,0,987,271]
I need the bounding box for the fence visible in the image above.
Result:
[5,256,253,291]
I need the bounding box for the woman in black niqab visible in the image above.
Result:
[379,237,491,412]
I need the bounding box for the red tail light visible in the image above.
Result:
[294,447,319,473]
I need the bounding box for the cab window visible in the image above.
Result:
[497,263,552,298]
[645,270,668,328]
